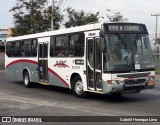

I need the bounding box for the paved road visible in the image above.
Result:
[0,72,160,125]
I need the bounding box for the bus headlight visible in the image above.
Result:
[106,80,123,84]
[106,80,112,84]
[148,76,155,82]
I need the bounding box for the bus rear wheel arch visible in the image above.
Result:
[23,70,32,88]
[71,75,87,98]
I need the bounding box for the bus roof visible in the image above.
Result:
[7,22,146,42]
[7,23,102,42]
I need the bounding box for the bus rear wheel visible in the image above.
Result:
[72,76,87,98]
[23,71,32,88]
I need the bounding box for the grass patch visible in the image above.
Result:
[155,67,160,75]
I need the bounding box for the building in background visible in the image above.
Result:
[8,28,12,38]
[0,28,12,53]
[0,29,8,44]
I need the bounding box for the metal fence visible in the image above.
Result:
[0,53,5,70]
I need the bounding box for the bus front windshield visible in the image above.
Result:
[103,34,154,72]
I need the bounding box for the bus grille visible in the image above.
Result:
[124,79,146,85]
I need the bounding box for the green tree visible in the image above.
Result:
[64,7,99,28]
[10,0,63,36]
[106,11,128,22]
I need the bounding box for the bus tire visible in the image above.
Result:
[72,76,87,98]
[23,71,32,88]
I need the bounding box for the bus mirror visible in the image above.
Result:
[101,37,105,52]
[100,31,104,37]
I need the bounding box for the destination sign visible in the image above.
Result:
[103,23,148,33]
[109,25,139,32]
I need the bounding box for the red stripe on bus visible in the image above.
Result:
[48,68,69,88]
[6,59,38,68]
[6,59,69,88]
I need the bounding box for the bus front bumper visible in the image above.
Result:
[103,80,155,94]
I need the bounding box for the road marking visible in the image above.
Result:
[1,97,57,107]
[1,97,115,116]
[56,105,116,116]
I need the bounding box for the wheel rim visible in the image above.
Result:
[24,75,29,86]
[75,80,83,95]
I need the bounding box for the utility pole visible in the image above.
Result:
[151,14,160,67]
[51,0,64,30]
[151,14,160,41]
[51,0,54,31]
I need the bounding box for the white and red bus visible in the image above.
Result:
[5,23,155,97]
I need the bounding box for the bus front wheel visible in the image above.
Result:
[23,71,32,88]
[72,76,87,98]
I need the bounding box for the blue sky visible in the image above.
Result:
[0,0,15,28]
[0,0,160,42]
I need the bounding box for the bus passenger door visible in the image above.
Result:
[38,42,49,84]
[87,37,103,91]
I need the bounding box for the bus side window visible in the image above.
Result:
[69,33,84,57]
[13,41,21,57]
[22,40,31,57]
[69,34,78,57]
[55,35,68,57]
[6,42,13,57]
[69,40,74,57]
[50,37,54,57]
[31,39,37,57]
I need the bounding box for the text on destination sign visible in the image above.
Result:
[108,25,140,32]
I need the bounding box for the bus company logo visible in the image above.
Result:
[2,117,11,122]
[53,61,69,68]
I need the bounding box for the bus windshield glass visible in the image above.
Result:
[103,34,154,72]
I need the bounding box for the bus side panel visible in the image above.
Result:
[48,58,86,89]
[5,57,39,83]
[48,73,68,88]
[48,57,70,88]
[5,69,19,81]
[5,58,21,81]
[21,60,38,83]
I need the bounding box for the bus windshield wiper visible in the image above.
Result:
[115,34,127,50]
[133,34,139,49]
